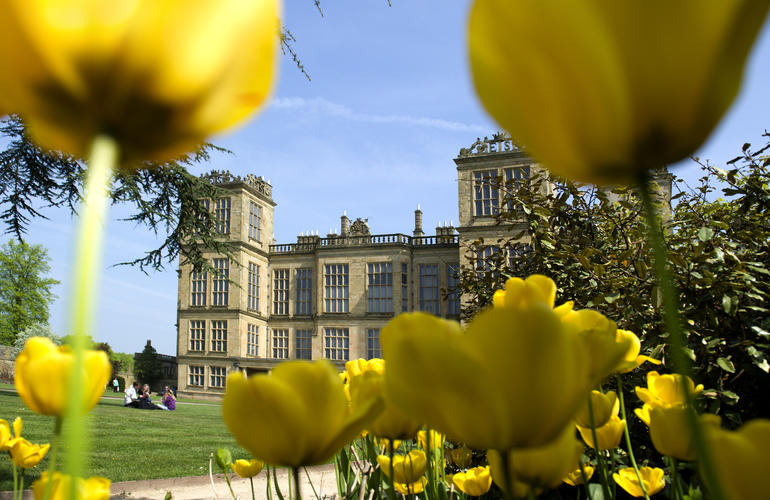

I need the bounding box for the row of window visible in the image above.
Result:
[199,197,263,241]
[473,166,530,216]
[190,261,460,315]
[188,365,227,388]
[188,320,381,360]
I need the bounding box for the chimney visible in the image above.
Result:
[413,205,424,237]
[340,212,350,236]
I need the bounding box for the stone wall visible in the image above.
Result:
[0,345,14,381]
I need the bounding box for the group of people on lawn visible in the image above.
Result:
[123,382,176,411]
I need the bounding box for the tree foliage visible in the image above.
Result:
[11,322,60,356]
[0,116,234,275]
[457,134,770,426]
[0,238,59,345]
[134,342,163,389]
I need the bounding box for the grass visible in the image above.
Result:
[0,391,250,492]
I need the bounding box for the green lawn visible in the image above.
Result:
[0,391,250,491]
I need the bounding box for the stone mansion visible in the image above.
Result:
[175,134,548,399]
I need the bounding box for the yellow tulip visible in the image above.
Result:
[222,360,383,467]
[468,0,770,185]
[0,417,21,451]
[15,337,111,416]
[0,0,279,163]
[394,478,427,496]
[574,390,618,429]
[448,446,473,469]
[491,275,556,309]
[705,418,770,500]
[32,471,111,500]
[375,437,401,453]
[577,415,626,451]
[613,467,665,497]
[348,360,420,440]
[649,406,721,461]
[417,429,444,451]
[377,450,428,484]
[563,464,594,487]
[636,371,704,409]
[383,306,605,450]
[614,330,662,373]
[231,458,264,478]
[635,404,652,426]
[560,308,628,382]
[488,424,583,492]
[9,438,50,468]
[453,466,492,497]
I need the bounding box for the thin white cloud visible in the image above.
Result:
[101,276,176,302]
[270,96,488,134]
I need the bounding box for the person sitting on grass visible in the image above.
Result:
[161,385,176,411]
[124,382,141,408]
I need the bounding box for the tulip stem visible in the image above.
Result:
[63,134,117,500]
[42,417,63,500]
[638,175,725,500]
[11,463,17,500]
[250,477,255,500]
[497,450,515,500]
[586,396,612,500]
[292,466,302,500]
[615,375,650,500]
[578,459,592,500]
[389,442,396,500]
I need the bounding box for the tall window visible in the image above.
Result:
[211,320,227,352]
[249,201,262,241]
[210,366,226,388]
[419,264,439,314]
[190,271,207,306]
[401,263,409,312]
[215,197,231,234]
[447,266,460,316]
[473,170,499,216]
[295,329,312,360]
[273,269,289,315]
[196,199,210,235]
[247,324,258,356]
[367,263,393,313]
[212,258,229,306]
[324,328,349,361]
[295,268,312,315]
[476,246,501,276]
[366,328,381,359]
[189,366,204,386]
[503,166,530,210]
[271,329,289,359]
[324,264,349,313]
[189,320,205,351]
[248,263,259,312]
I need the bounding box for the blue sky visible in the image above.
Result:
[4,2,770,356]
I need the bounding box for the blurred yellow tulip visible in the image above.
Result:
[563,464,594,487]
[577,415,626,451]
[222,360,382,467]
[231,458,264,478]
[649,406,721,461]
[417,429,444,451]
[614,330,662,373]
[491,275,556,309]
[705,418,770,500]
[375,437,401,453]
[15,337,110,416]
[394,478,427,495]
[9,438,50,468]
[488,424,582,492]
[613,467,665,497]
[0,417,21,451]
[377,449,428,484]
[560,308,629,382]
[448,446,473,469]
[348,359,420,440]
[0,0,280,163]
[31,471,111,500]
[574,390,618,429]
[636,371,704,409]
[383,306,607,450]
[469,0,769,185]
[453,466,492,496]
